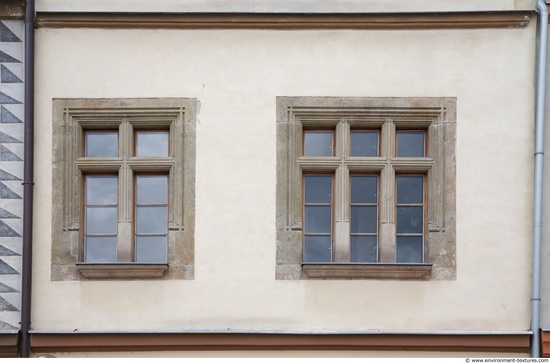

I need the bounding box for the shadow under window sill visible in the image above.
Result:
[75,263,168,279]
[302,262,432,280]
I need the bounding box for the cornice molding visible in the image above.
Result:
[35,11,533,30]
[0,0,24,20]
[30,332,530,353]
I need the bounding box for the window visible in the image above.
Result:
[52,98,196,280]
[276,97,456,280]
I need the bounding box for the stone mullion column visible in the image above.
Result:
[169,112,184,230]
[334,120,349,262]
[67,113,82,231]
[379,119,396,262]
[427,121,442,232]
[289,112,302,230]
[118,118,133,262]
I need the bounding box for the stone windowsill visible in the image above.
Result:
[76,263,168,279]
[302,263,432,280]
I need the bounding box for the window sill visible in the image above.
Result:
[302,263,432,280]
[75,263,169,279]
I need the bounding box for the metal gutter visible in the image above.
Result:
[532,0,548,358]
[19,0,34,358]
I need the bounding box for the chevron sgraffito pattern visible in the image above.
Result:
[0,20,23,332]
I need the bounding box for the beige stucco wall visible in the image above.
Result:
[36,0,535,13]
[32,23,535,332]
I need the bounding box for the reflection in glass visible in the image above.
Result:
[304,175,331,204]
[396,206,423,234]
[136,236,167,263]
[350,176,377,204]
[136,206,168,234]
[304,206,332,234]
[84,175,118,262]
[350,175,378,262]
[350,236,377,262]
[86,207,117,234]
[395,175,424,263]
[136,131,169,157]
[396,176,423,204]
[397,131,425,157]
[86,176,118,204]
[350,206,377,233]
[304,236,332,262]
[304,131,333,156]
[396,236,423,263]
[303,174,333,262]
[135,175,168,262]
[86,236,117,262]
[86,131,118,157]
[350,131,378,157]
[137,176,168,204]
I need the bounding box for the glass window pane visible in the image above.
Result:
[397,131,425,157]
[86,132,118,157]
[350,176,377,204]
[136,206,167,234]
[304,206,331,233]
[304,236,332,262]
[86,206,117,234]
[396,206,423,234]
[350,206,377,233]
[304,175,332,204]
[136,236,167,263]
[304,131,333,156]
[350,131,378,156]
[86,176,117,204]
[137,176,168,204]
[396,236,423,263]
[136,131,169,157]
[86,236,117,262]
[350,236,377,263]
[396,176,423,204]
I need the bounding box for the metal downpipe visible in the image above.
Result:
[20,0,35,358]
[532,0,548,358]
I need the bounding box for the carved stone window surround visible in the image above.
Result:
[276,97,456,280]
[52,98,196,280]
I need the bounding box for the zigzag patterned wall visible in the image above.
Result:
[0,20,24,332]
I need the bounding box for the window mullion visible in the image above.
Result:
[333,121,350,262]
[379,165,396,263]
[379,120,397,263]
[381,119,394,159]
[333,165,350,262]
[117,164,133,262]
[121,118,132,157]
[115,119,132,262]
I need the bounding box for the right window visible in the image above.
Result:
[276,97,456,280]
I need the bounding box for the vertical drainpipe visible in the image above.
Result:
[20,0,34,358]
[533,0,548,358]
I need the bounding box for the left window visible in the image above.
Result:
[52,99,196,280]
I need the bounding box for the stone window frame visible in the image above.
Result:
[52,98,196,280]
[276,97,456,280]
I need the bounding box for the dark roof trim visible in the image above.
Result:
[0,0,25,20]
[35,11,533,30]
[31,332,530,353]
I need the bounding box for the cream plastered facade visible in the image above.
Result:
[35,0,536,13]
[32,21,535,332]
